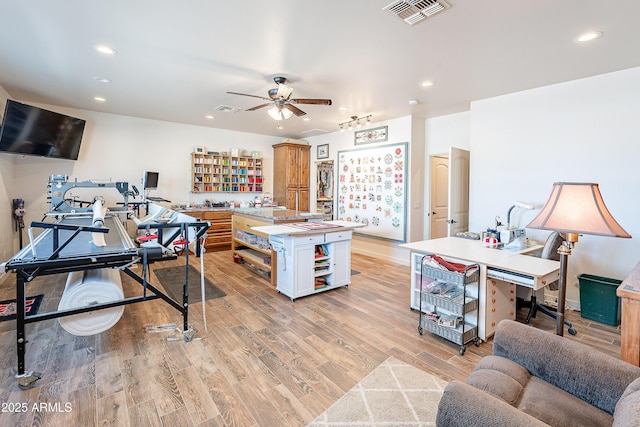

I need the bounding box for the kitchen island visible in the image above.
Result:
[251,221,360,300]
[231,208,324,284]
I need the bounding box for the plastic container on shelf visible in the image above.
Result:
[578,274,622,326]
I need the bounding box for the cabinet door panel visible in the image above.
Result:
[295,245,316,296]
[331,240,351,286]
[298,146,310,188]
[287,146,299,187]
[299,189,310,212]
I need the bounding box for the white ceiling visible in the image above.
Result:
[1,0,639,140]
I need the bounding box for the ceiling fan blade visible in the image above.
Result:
[276,83,293,100]
[246,103,271,111]
[227,91,271,101]
[291,98,332,106]
[284,104,306,117]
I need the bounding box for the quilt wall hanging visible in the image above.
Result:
[337,142,407,242]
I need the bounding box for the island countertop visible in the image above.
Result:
[233,207,324,222]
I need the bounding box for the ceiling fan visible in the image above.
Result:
[227,76,332,120]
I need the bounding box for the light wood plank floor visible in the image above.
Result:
[0,251,621,426]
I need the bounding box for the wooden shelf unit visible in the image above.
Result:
[192,152,263,193]
[231,214,275,284]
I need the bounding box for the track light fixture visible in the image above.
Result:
[339,114,372,131]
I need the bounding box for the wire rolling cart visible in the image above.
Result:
[418,254,481,355]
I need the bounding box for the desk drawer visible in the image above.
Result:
[292,234,325,245]
[485,279,516,334]
[204,211,232,221]
[324,230,352,243]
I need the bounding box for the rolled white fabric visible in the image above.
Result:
[58,268,125,336]
[92,199,107,247]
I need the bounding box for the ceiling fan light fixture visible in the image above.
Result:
[268,106,293,120]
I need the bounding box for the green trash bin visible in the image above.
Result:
[578,274,622,326]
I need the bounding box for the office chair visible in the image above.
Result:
[520,231,577,335]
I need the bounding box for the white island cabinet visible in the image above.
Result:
[252,222,358,301]
[269,230,352,300]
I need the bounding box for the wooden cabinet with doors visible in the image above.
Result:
[272,142,310,211]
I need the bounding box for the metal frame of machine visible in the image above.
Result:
[4,178,209,390]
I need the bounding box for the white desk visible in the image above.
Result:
[400,237,560,340]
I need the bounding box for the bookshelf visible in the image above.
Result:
[192,152,263,193]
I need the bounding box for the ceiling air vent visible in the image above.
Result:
[215,104,242,113]
[383,0,451,26]
[302,128,329,135]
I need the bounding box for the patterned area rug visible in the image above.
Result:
[308,356,447,426]
[0,294,44,322]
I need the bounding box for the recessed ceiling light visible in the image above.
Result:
[338,106,349,111]
[302,117,311,121]
[205,115,214,119]
[420,81,434,88]
[94,77,111,83]
[94,96,106,102]
[93,45,117,55]
[574,31,603,43]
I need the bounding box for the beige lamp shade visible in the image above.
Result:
[527,182,631,238]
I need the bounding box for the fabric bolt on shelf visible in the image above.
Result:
[153,264,226,303]
[58,268,124,336]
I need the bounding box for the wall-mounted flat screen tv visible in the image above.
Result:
[0,100,86,160]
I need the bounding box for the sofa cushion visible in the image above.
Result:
[614,377,640,427]
[465,356,613,427]
[465,356,530,406]
[493,320,640,414]
[519,376,613,427]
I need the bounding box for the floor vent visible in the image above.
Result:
[383,0,451,26]
[215,104,242,113]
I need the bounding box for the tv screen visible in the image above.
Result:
[144,171,159,190]
[0,100,86,160]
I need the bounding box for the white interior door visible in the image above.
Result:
[447,147,470,236]
[429,156,449,239]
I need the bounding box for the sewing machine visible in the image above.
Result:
[47,175,138,214]
[500,227,528,248]
[499,201,534,249]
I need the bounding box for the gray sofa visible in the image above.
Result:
[436,320,640,426]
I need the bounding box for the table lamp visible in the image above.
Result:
[527,182,631,336]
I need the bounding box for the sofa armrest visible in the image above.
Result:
[493,320,640,414]
[436,381,549,427]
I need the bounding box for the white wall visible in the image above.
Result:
[308,116,415,264]
[0,99,281,260]
[0,87,16,267]
[423,111,471,238]
[468,66,640,308]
